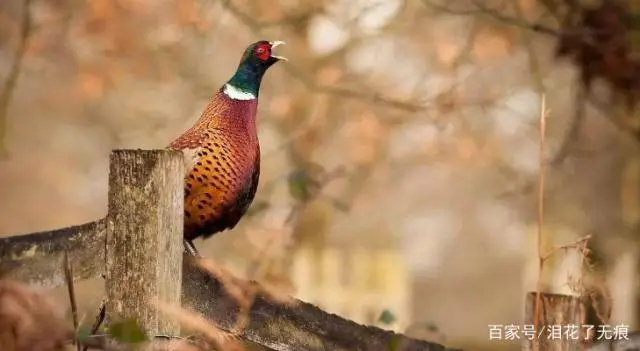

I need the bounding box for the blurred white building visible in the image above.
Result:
[290,244,412,332]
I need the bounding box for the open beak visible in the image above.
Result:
[269,41,288,61]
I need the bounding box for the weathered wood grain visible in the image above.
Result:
[524,292,586,351]
[0,219,105,287]
[105,149,184,336]
[182,258,459,351]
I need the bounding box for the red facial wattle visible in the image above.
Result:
[256,44,271,61]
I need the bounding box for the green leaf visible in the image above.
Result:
[108,318,148,344]
[287,170,312,201]
[75,327,92,342]
[378,309,396,325]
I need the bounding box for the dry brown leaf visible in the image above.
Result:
[153,302,244,351]
[195,258,254,311]
[0,280,71,351]
[257,273,298,306]
[472,26,515,63]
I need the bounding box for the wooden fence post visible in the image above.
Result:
[105,149,184,336]
[524,292,586,351]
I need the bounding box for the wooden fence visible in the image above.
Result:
[0,149,458,351]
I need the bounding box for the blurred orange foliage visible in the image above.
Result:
[472,25,515,64]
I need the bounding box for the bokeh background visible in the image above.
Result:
[1,0,639,350]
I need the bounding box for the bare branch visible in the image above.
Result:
[422,0,561,36]
[82,299,107,351]
[214,0,321,30]
[533,94,548,351]
[64,252,81,351]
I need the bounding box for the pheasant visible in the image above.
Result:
[168,40,287,257]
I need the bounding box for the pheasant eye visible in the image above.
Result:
[255,45,270,61]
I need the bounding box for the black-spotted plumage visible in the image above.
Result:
[168,40,286,256]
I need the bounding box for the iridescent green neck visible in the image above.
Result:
[226,63,264,99]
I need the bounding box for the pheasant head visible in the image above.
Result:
[224,40,287,100]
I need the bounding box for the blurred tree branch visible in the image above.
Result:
[217,0,428,113]
[210,0,323,30]
[549,85,586,166]
[428,0,640,168]
[0,0,32,158]
[422,0,561,36]
[510,0,581,167]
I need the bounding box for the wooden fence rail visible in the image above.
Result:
[0,149,458,351]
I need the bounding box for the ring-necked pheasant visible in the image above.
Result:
[84,41,286,334]
[168,40,287,257]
